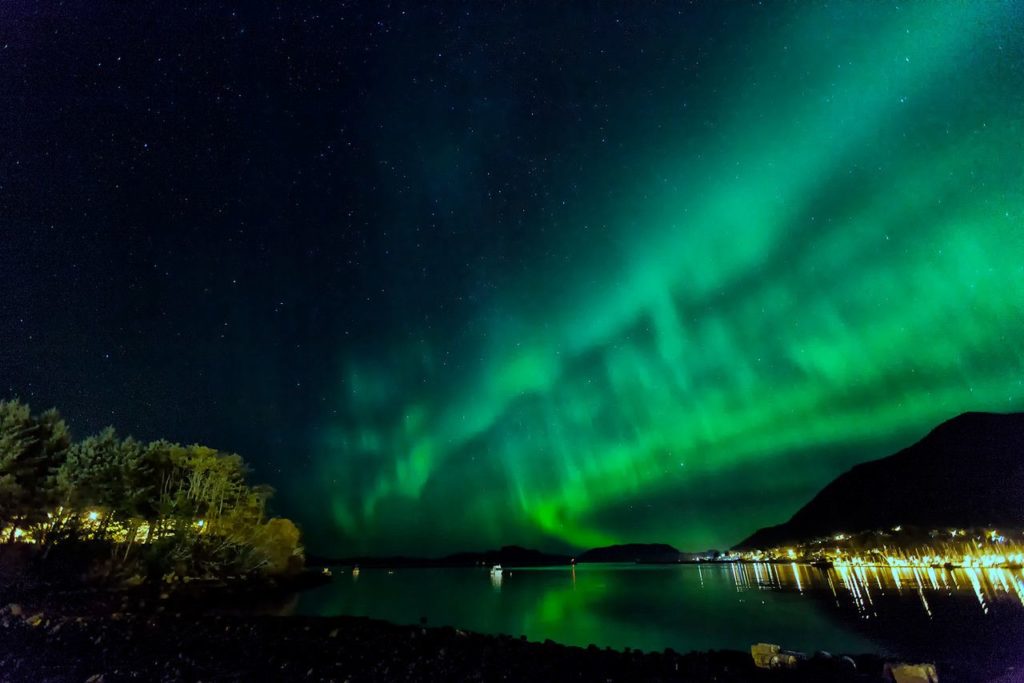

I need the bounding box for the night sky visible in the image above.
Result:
[2,2,1023,556]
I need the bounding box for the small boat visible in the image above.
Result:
[490,564,503,575]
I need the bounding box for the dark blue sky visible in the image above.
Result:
[3,2,1023,555]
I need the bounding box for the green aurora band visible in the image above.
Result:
[314,2,1024,554]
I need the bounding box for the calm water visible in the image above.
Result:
[286,563,1024,672]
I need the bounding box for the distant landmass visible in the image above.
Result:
[443,545,572,567]
[313,545,571,568]
[577,543,680,563]
[312,543,692,567]
[735,412,1024,550]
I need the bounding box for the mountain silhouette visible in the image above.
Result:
[735,412,1024,550]
[577,543,680,563]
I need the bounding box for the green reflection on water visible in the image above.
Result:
[293,562,1024,660]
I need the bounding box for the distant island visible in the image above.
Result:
[577,543,680,564]
[315,543,690,568]
[313,545,571,569]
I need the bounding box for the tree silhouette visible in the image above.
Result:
[0,399,303,578]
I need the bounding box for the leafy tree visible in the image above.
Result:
[58,427,121,513]
[0,400,70,539]
[2,399,305,578]
[252,517,304,575]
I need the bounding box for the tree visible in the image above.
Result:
[252,517,304,575]
[2,399,305,579]
[0,400,70,540]
[58,427,121,513]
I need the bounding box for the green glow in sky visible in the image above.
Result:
[314,2,1024,554]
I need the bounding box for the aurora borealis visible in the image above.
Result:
[3,2,1023,555]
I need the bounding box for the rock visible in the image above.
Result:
[752,642,780,668]
[7,604,23,617]
[122,574,145,587]
[329,628,339,638]
[884,662,939,682]
[26,613,45,627]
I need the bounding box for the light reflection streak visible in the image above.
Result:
[729,564,1024,619]
[918,587,933,618]
[966,568,988,615]
[1007,571,1024,604]
[890,566,903,594]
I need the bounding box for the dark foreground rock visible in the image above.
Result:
[0,591,983,682]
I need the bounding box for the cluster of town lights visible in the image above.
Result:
[829,552,1024,570]
[739,527,1024,570]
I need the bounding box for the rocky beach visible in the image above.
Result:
[0,584,966,683]
[0,605,871,682]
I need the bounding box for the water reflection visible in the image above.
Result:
[730,562,1024,619]
[292,563,1024,676]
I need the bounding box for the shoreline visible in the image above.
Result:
[0,599,890,682]
[0,584,997,683]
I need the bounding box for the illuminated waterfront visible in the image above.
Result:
[737,527,1024,570]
